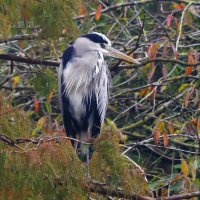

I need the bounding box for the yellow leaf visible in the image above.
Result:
[36,116,46,130]
[12,75,20,88]
[182,159,189,177]
[79,5,86,16]
[139,86,155,97]
[121,134,128,141]
[47,90,54,102]
[156,120,165,132]
[32,116,46,136]
[139,87,149,97]
[191,159,197,181]
[178,83,189,92]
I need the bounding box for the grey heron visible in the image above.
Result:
[58,32,139,161]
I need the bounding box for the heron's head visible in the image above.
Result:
[73,32,139,64]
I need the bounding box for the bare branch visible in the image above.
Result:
[0,34,40,44]
[1,54,200,69]
[0,54,59,67]
[85,182,153,200]
[164,191,200,200]
[73,1,200,20]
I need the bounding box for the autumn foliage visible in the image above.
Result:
[0,0,200,199]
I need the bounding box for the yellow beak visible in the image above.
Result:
[107,47,140,64]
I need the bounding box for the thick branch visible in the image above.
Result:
[0,54,59,67]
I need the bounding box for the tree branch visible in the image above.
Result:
[1,54,200,69]
[0,34,40,44]
[73,1,200,20]
[0,54,59,67]
[73,2,138,20]
[122,88,188,130]
[85,182,153,200]
[0,134,16,146]
[164,191,200,200]
[125,58,200,69]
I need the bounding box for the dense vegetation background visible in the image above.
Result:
[0,0,199,199]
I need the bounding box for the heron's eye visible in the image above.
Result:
[100,43,106,48]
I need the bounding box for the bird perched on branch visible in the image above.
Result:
[58,32,139,161]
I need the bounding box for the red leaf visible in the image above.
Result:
[163,132,169,147]
[185,66,193,76]
[147,43,158,60]
[153,130,160,145]
[186,49,195,76]
[191,118,200,129]
[173,3,185,10]
[168,122,174,134]
[34,99,40,113]
[139,87,149,97]
[166,13,173,27]
[95,4,102,21]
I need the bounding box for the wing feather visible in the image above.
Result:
[58,47,111,140]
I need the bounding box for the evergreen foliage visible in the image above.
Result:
[0,110,149,199]
[0,0,80,39]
